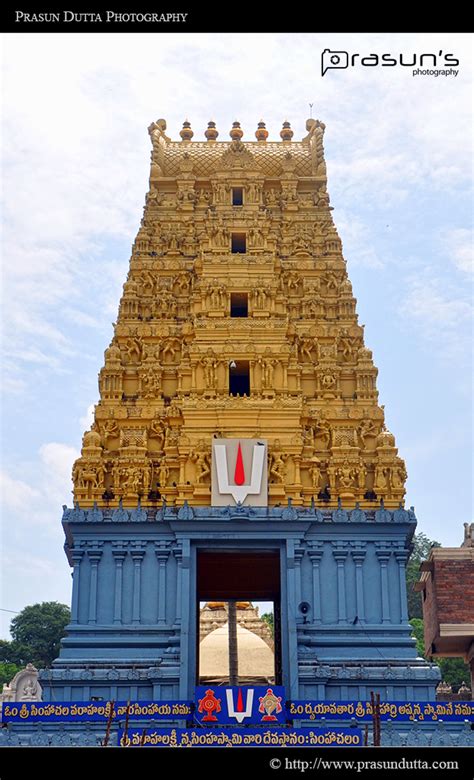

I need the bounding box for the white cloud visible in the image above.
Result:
[0,471,40,512]
[79,404,95,432]
[399,275,472,360]
[442,228,473,275]
[335,211,385,269]
[38,443,80,506]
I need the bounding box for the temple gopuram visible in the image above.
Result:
[6,116,464,749]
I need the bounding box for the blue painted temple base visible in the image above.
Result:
[4,502,473,746]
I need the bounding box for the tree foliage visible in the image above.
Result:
[0,662,23,688]
[409,618,470,692]
[7,602,71,669]
[261,612,274,638]
[406,532,441,619]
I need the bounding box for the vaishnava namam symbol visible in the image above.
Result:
[258,688,283,721]
[214,440,266,503]
[197,688,222,721]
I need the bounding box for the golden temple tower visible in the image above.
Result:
[72,117,407,509]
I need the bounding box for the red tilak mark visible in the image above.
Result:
[237,688,244,712]
[234,442,245,485]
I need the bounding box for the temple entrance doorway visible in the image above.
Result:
[196,550,281,686]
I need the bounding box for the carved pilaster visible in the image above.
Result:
[70,549,84,624]
[375,544,392,625]
[350,542,367,624]
[394,548,409,623]
[86,546,103,625]
[332,541,349,624]
[155,543,171,626]
[173,545,183,626]
[112,544,128,625]
[308,542,324,625]
[130,544,146,625]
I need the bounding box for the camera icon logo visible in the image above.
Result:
[321,49,349,77]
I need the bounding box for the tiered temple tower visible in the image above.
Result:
[72,117,406,511]
[43,117,439,706]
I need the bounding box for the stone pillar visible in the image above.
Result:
[294,547,305,611]
[70,550,84,624]
[179,539,191,698]
[112,546,127,625]
[376,546,392,624]
[173,545,183,627]
[87,548,103,625]
[395,550,409,623]
[155,543,170,626]
[131,546,146,625]
[286,539,299,698]
[351,543,367,625]
[178,455,186,485]
[332,542,348,624]
[308,543,324,625]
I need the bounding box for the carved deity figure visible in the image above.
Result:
[358,419,378,447]
[125,337,142,364]
[269,441,286,483]
[337,461,355,490]
[149,418,166,450]
[299,335,315,363]
[309,457,322,490]
[103,419,119,449]
[193,447,211,484]
[158,459,169,488]
[201,349,218,389]
[313,418,331,449]
[252,283,268,310]
[391,462,407,489]
[321,370,336,390]
[374,464,388,491]
[142,365,162,398]
[338,330,358,362]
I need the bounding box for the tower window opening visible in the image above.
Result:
[231,233,246,254]
[232,187,244,206]
[230,292,248,318]
[229,360,250,396]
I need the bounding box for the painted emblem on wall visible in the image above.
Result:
[211,438,268,506]
[195,686,286,725]
[197,688,222,721]
[258,688,283,720]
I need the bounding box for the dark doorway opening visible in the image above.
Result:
[232,187,244,206]
[197,550,281,685]
[231,233,246,253]
[230,292,248,318]
[229,360,250,396]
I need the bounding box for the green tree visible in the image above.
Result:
[9,602,71,668]
[438,658,471,692]
[409,618,425,656]
[406,532,441,619]
[261,612,274,637]
[409,618,470,692]
[0,662,22,688]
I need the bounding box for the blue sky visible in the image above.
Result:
[1,32,472,638]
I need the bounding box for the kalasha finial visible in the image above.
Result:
[205,120,218,141]
[229,121,244,141]
[179,119,194,141]
[255,120,268,142]
[280,120,294,142]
